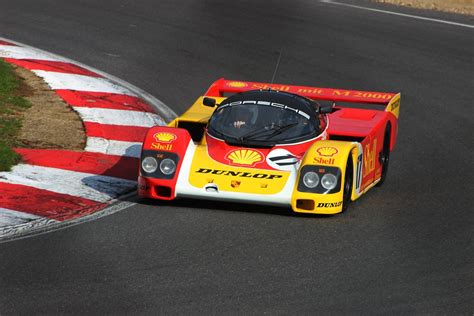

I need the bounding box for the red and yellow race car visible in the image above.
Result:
[138,79,400,214]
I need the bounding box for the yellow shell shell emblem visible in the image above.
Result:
[317,146,338,157]
[227,81,248,88]
[153,132,177,143]
[226,149,263,166]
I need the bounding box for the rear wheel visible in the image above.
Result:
[376,123,391,187]
[341,155,353,212]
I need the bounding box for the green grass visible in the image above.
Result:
[0,59,31,171]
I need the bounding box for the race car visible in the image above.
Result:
[138,79,400,214]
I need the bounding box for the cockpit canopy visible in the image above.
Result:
[207,90,322,146]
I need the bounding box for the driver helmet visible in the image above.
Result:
[234,105,258,125]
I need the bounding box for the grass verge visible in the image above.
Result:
[0,59,31,171]
[374,0,474,15]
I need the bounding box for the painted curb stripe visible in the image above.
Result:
[33,70,137,96]
[0,182,106,221]
[84,122,148,143]
[0,39,173,235]
[85,137,142,158]
[74,107,164,127]
[0,40,16,46]
[0,208,59,227]
[15,148,139,181]
[55,90,156,112]
[4,58,101,77]
[0,45,66,62]
[0,164,136,203]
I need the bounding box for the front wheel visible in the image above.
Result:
[341,155,353,212]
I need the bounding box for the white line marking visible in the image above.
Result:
[1,198,137,243]
[320,0,474,29]
[0,45,68,61]
[85,137,142,158]
[74,107,165,127]
[0,208,59,227]
[0,164,136,203]
[33,70,138,96]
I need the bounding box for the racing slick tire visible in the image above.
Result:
[342,155,353,212]
[376,123,391,187]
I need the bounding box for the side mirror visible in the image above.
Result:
[203,97,216,107]
[320,104,334,114]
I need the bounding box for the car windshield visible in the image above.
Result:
[207,103,319,146]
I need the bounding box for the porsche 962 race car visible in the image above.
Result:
[138,79,400,214]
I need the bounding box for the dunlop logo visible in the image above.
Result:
[196,168,282,180]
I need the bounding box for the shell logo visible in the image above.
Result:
[153,132,177,143]
[226,149,263,166]
[227,81,248,88]
[317,146,338,157]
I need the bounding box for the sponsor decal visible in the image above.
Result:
[226,149,263,166]
[297,88,324,94]
[317,201,342,208]
[363,139,377,177]
[231,180,241,188]
[333,90,393,100]
[266,149,299,171]
[390,99,400,111]
[227,81,248,88]
[317,146,338,157]
[195,168,283,180]
[151,142,173,151]
[153,132,177,143]
[313,157,335,165]
[251,83,290,92]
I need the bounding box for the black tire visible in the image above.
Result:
[341,155,353,212]
[376,123,391,187]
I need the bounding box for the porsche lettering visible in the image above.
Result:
[195,168,283,180]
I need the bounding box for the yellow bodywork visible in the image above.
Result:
[385,93,401,119]
[292,140,360,214]
[168,96,226,131]
[188,146,290,195]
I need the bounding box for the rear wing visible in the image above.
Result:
[205,78,400,118]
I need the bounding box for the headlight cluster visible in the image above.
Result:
[298,165,341,194]
[141,150,179,178]
[159,158,176,175]
[142,157,158,173]
[321,173,337,190]
[303,172,319,188]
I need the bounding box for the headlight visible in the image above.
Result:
[321,173,337,190]
[303,171,319,188]
[142,157,158,173]
[159,158,176,175]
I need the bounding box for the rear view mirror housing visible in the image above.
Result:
[203,97,217,107]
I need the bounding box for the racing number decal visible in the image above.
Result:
[356,153,362,192]
[363,139,377,177]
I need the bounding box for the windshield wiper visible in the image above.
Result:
[240,123,298,141]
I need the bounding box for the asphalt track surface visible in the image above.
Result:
[0,0,473,313]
